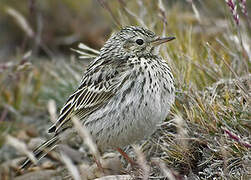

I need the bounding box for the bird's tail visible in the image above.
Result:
[20,136,60,169]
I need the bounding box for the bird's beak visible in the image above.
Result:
[150,37,175,46]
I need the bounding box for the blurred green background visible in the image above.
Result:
[1,0,250,58]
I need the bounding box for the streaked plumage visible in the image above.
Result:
[21,26,175,169]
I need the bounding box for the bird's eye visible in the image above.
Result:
[136,39,144,45]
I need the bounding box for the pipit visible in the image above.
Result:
[21,26,175,169]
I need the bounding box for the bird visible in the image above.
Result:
[21,26,175,169]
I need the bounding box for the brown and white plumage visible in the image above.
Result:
[48,58,126,134]
[21,26,175,169]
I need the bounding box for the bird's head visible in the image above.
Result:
[100,26,175,60]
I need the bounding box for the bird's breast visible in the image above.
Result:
[84,58,175,150]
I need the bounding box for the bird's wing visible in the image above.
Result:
[48,60,126,134]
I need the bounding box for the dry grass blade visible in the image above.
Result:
[174,115,187,148]
[71,49,98,59]
[151,158,177,180]
[47,99,58,124]
[123,7,147,28]
[95,175,132,180]
[206,43,250,103]
[157,0,167,25]
[221,57,250,101]
[71,43,100,59]
[60,152,82,180]
[98,0,121,28]
[133,145,150,180]
[137,0,147,21]
[187,0,201,22]
[5,7,34,38]
[5,135,37,165]
[157,0,167,54]
[78,43,100,55]
[71,116,101,162]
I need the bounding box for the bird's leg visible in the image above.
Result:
[93,156,104,173]
[116,147,137,166]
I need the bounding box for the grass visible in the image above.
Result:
[0,0,250,179]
